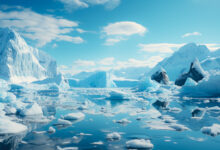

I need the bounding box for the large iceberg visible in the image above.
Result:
[70,71,116,88]
[0,27,57,83]
[146,43,210,81]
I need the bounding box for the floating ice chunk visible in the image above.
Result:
[63,112,85,120]
[136,77,159,92]
[57,146,78,150]
[126,139,153,150]
[108,90,128,100]
[19,102,43,116]
[201,124,220,136]
[91,141,104,145]
[170,123,189,131]
[106,132,121,141]
[0,118,27,134]
[114,118,131,125]
[55,119,72,126]
[4,105,17,115]
[48,126,56,134]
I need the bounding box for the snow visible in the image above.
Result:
[201,57,220,71]
[201,124,220,136]
[126,139,153,149]
[0,27,58,83]
[106,132,121,141]
[147,43,210,81]
[63,112,85,120]
[0,117,27,134]
[19,102,43,116]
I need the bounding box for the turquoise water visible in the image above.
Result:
[1,88,220,150]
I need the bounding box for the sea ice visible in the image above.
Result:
[201,124,220,136]
[63,112,85,120]
[0,118,27,134]
[19,102,43,116]
[126,139,153,149]
[106,132,121,141]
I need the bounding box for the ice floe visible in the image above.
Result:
[126,139,153,150]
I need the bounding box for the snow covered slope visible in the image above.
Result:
[146,43,210,81]
[0,28,57,83]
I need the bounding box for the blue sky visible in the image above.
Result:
[0,0,220,73]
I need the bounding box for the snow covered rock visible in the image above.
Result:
[175,58,206,86]
[151,68,169,85]
[188,58,206,82]
[63,112,85,120]
[147,43,210,81]
[201,124,220,136]
[0,118,27,134]
[19,102,43,116]
[192,108,206,118]
[126,139,153,150]
[175,73,188,86]
[106,132,121,141]
[0,27,57,83]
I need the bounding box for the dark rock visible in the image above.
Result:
[188,58,205,82]
[192,108,205,118]
[151,68,169,84]
[175,73,188,86]
[175,58,206,86]
[153,100,169,109]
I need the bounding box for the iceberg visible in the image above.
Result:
[106,132,121,141]
[201,124,220,137]
[0,118,27,134]
[0,27,58,83]
[19,102,43,116]
[126,139,153,150]
[147,43,210,81]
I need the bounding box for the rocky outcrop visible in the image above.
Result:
[151,68,169,85]
[175,58,206,86]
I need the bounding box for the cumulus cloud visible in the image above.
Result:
[102,21,147,45]
[182,32,202,38]
[59,0,120,11]
[139,43,184,53]
[60,56,163,74]
[74,59,96,66]
[99,57,115,65]
[0,8,84,47]
[204,43,220,51]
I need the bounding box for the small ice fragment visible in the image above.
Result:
[106,132,121,141]
[126,139,153,149]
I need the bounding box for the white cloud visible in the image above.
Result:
[99,57,115,65]
[103,21,147,36]
[182,32,202,38]
[59,0,120,11]
[116,56,164,69]
[204,43,220,51]
[0,8,84,47]
[74,59,96,66]
[102,21,147,45]
[139,43,184,53]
